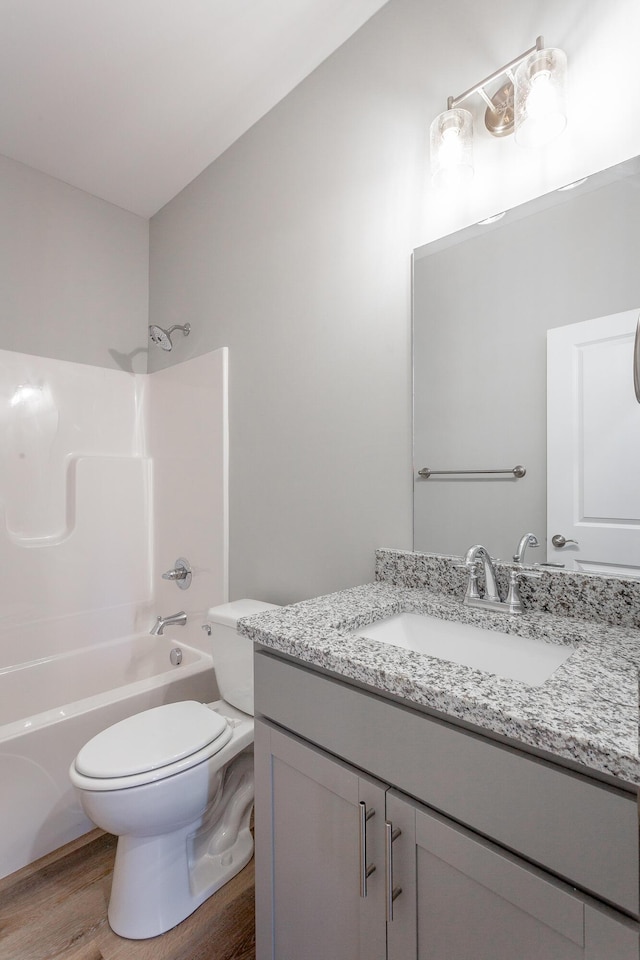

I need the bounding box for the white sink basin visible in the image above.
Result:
[354,612,574,687]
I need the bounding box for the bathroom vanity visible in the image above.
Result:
[244,550,640,960]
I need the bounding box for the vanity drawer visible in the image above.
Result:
[255,650,639,916]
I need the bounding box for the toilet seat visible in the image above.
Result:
[71,701,234,791]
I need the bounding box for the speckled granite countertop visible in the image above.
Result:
[240,573,640,787]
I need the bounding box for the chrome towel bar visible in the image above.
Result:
[417,465,526,479]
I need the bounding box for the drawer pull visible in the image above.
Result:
[359,802,376,898]
[385,820,402,921]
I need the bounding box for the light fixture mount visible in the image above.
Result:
[484,79,515,138]
[448,36,548,138]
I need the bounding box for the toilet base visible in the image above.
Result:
[107,749,255,939]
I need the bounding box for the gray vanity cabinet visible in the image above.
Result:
[254,650,640,960]
[254,720,387,960]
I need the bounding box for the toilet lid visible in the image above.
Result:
[75,701,229,778]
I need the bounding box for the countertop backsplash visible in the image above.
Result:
[375,548,640,631]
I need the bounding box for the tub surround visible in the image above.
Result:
[0,348,228,668]
[239,549,640,786]
[0,347,229,879]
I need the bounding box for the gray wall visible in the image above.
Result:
[149,1,424,602]
[0,154,149,371]
[148,0,640,604]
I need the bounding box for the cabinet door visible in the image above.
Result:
[255,719,387,960]
[386,790,639,960]
[584,905,640,960]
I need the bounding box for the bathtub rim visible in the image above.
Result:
[0,638,214,745]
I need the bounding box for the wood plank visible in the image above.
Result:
[0,830,255,960]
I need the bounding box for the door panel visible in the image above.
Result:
[416,847,583,960]
[415,808,584,947]
[256,721,387,960]
[388,791,588,960]
[584,904,640,959]
[272,754,361,959]
[547,309,640,575]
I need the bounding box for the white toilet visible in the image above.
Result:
[69,599,279,940]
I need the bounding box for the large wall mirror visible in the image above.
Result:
[413,155,640,576]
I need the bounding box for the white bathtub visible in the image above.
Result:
[0,634,215,880]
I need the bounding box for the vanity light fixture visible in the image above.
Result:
[430,36,567,187]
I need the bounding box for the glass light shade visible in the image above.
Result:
[430,108,474,187]
[514,47,567,148]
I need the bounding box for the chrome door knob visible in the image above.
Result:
[551,534,578,548]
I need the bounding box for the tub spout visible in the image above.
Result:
[150,611,187,636]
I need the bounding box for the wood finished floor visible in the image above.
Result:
[0,830,255,960]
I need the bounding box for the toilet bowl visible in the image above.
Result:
[69,599,279,940]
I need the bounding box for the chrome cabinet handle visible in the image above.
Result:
[551,534,578,548]
[384,821,402,922]
[358,802,376,898]
[634,315,640,404]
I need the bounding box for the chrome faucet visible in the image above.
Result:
[513,532,539,565]
[462,544,526,615]
[464,545,500,603]
[150,611,187,635]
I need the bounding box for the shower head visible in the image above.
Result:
[148,323,191,351]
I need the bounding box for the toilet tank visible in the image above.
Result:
[206,599,280,715]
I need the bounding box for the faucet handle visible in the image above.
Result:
[504,566,543,613]
[162,568,187,580]
[504,571,523,613]
[462,561,482,602]
[161,557,192,590]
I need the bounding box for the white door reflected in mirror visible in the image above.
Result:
[547,309,640,578]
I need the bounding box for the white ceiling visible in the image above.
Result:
[0,0,388,218]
